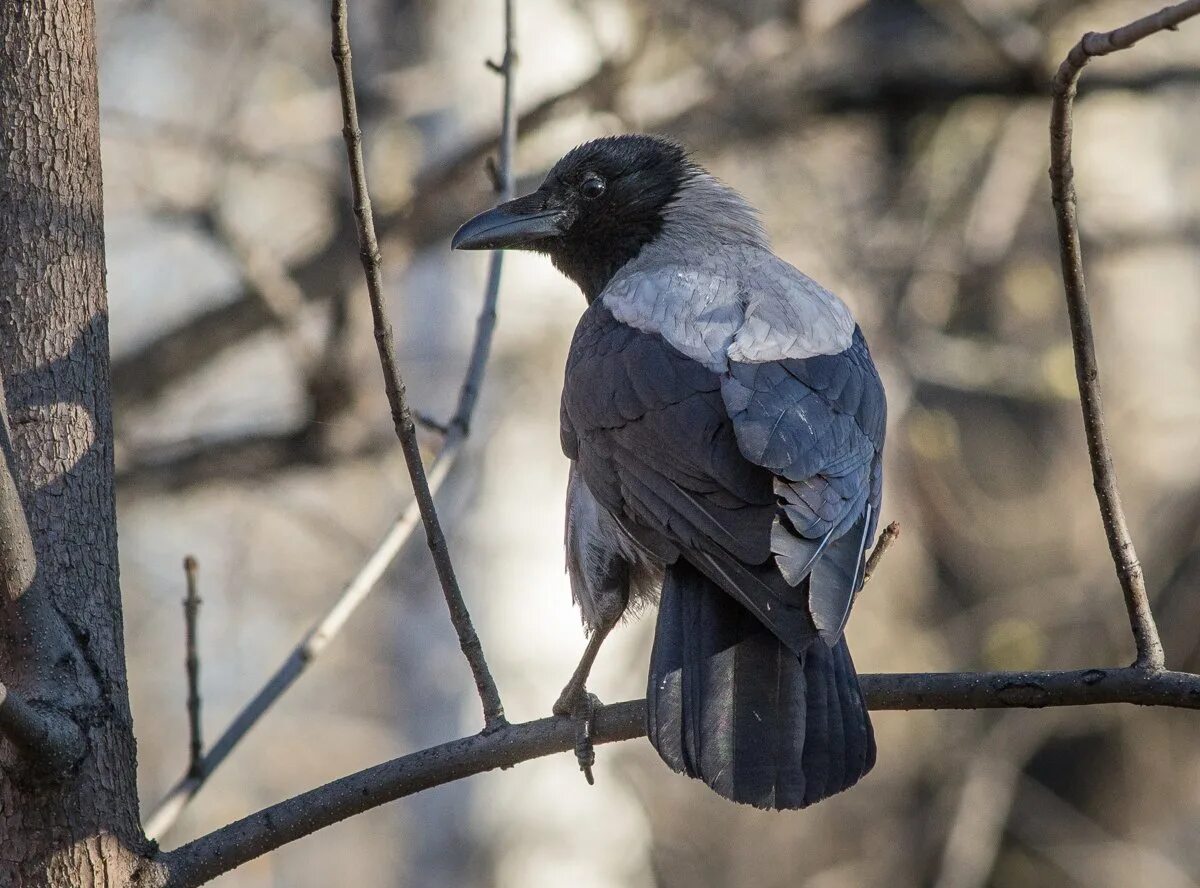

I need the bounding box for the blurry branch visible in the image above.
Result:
[662,62,1200,150]
[143,0,520,843]
[155,667,1200,887]
[215,212,359,432]
[1012,773,1199,886]
[0,376,85,773]
[904,331,1075,402]
[963,101,1046,265]
[117,430,392,494]
[1048,1,1200,670]
[450,0,517,434]
[914,0,1045,74]
[932,713,1064,888]
[110,40,1199,425]
[215,215,321,372]
[110,52,635,418]
[182,557,204,778]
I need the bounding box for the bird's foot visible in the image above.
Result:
[553,678,587,717]
[555,689,601,785]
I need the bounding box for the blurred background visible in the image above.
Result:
[97,0,1200,885]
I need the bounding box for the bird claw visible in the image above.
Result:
[573,692,601,785]
[557,690,601,785]
[553,680,585,717]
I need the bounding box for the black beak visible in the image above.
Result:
[451,194,566,250]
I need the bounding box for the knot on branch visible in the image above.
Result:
[995,681,1050,708]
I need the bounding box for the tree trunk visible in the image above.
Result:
[0,0,147,884]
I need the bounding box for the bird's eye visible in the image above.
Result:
[580,175,606,199]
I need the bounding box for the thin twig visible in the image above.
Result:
[144,450,461,840]
[143,0,521,826]
[331,0,505,728]
[157,666,1200,887]
[863,521,900,587]
[451,0,517,433]
[325,0,507,744]
[183,556,204,778]
[1048,1,1200,670]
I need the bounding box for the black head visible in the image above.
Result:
[452,134,695,300]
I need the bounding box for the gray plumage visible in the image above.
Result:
[565,462,660,632]
[453,133,887,810]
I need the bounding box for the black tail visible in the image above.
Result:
[646,560,875,809]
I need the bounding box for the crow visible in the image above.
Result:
[453,134,886,810]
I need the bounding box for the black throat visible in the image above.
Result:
[547,223,665,303]
[543,157,691,302]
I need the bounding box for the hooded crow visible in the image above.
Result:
[453,134,886,810]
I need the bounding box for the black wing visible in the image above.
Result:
[562,301,885,653]
[723,328,885,641]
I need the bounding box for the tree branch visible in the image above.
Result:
[0,378,86,773]
[142,0,521,843]
[331,0,507,727]
[156,666,1200,887]
[143,452,460,840]
[1048,1,1200,670]
[450,0,516,434]
[330,0,505,733]
[0,680,86,776]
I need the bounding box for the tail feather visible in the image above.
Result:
[647,559,875,810]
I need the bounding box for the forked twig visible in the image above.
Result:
[143,0,520,841]
[330,0,505,733]
[1047,0,1200,670]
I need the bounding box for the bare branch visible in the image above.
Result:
[183,556,204,778]
[1048,1,1200,670]
[144,0,522,842]
[330,0,505,729]
[450,0,517,434]
[143,451,459,840]
[157,666,1200,887]
[116,429,372,494]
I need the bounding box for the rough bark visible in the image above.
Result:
[0,0,147,883]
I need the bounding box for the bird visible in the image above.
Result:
[452,134,886,810]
